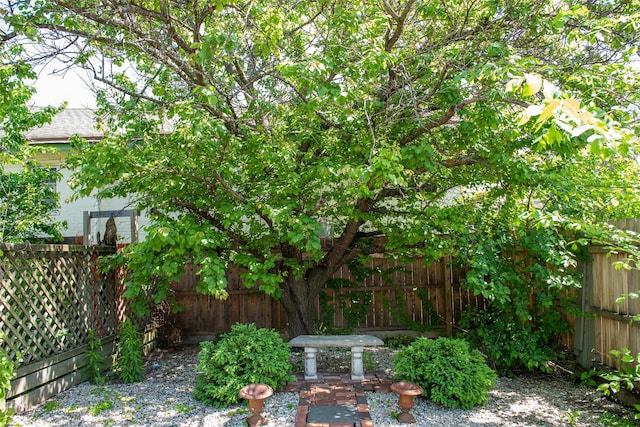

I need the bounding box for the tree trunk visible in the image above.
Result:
[279,216,367,338]
[279,275,324,338]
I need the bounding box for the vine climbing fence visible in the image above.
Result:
[170,254,484,341]
[574,219,640,369]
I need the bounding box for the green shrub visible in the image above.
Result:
[460,306,568,372]
[193,323,293,407]
[455,221,581,372]
[0,349,15,427]
[114,319,144,383]
[85,328,107,385]
[597,348,640,420]
[393,337,496,409]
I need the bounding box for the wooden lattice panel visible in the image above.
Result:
[0,244,117,365]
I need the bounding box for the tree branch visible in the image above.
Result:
[211,171,275,230]
[384,0,417,52]
[271,72,342,129]
[441,156,476,168]
[92,73,172,106]
[305,194,326,217]
[171,198,247,247]
[398,97,530,145]
[377,181,438,199]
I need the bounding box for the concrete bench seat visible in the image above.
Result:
[289,334,384,380]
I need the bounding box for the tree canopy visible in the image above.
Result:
[0,41,64,242]
[4,0,639,347]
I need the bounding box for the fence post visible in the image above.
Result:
[83,211,91,245]
[444,255,453,336]
[574,260,595,369]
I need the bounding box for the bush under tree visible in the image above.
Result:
[453,208,637,372]
[193,323,293,407]
[393,337,496,409]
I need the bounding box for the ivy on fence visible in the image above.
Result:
[317,259,444,334]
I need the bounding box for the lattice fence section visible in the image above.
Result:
[0,244,117,365]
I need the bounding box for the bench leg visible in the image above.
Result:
[351,346,364,380]
[304,347,318,380]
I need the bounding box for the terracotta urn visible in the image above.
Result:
[390,381,423,423]
[239,383,274,427]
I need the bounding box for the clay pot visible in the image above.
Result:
[239,384,274,427]
[390,381,423,424]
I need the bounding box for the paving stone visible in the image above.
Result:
[286,366,392,427]
[357,403,369,412]
[307,404,360,423]
[335,391,354,399]
[358,411,372,421]
[295,410,308,426]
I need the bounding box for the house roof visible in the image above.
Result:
[24,108,103,143]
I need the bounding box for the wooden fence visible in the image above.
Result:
[2,219,638,411]
[170,255,485,341]
[173,223,640,373]
[574,219,640,369]
[0,243,145,412]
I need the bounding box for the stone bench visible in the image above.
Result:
[289,334,384,380]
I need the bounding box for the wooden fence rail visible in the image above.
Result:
[1,244,117,411]
[170,255,485,341]
[573,219,640,368]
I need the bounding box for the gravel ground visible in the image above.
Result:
[9,345,638,427]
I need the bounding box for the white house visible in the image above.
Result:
[19,108,150,244]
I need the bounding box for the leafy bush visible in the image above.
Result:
[456,217,581,372]
[393,337,496,409]
[193,323,293,407]
[597,348,640,420]
[0,349,15,427]
[85,328,107,385]
[114,319,144,383]
[460,306,568,372]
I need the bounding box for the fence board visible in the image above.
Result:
[574,219,640,369]
[7,337,114,412]
[170,255,478,339]
[8,337,116,401]
[589,248,640,367]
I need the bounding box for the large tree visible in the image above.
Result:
[5,0,639,338]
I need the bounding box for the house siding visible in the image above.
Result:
[10,149,150,243]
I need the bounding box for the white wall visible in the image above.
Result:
[5,153,150,243]
[55,168,151,244]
